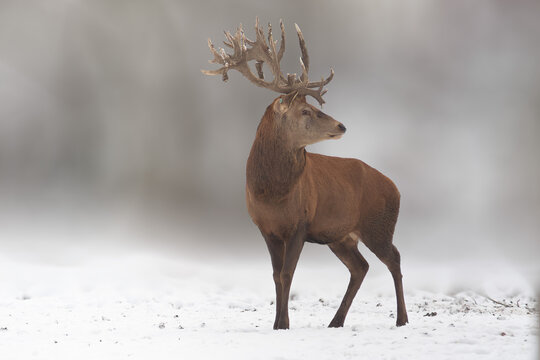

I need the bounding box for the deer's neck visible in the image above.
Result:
[247,113,306,201]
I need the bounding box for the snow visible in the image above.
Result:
[0,250,538,360]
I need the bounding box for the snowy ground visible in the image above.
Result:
[0,247,537,360]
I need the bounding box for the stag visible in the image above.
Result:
[203,18,408,329]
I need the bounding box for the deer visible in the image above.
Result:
[202,18,408,329]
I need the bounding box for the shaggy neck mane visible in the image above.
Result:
[247,104,306,201]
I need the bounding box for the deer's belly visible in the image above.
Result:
[305,201,360,243]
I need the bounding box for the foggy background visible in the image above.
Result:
[1,0,539,289]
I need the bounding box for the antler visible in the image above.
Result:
[202,17,334,105]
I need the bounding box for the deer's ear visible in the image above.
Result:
[273,96,289,114]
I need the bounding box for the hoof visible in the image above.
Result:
[328,319,344,328]
[396,319,408,327]
[274,322,289,330]
[274,326,289,330]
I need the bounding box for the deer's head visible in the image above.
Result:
[203,18,343,148]
[272,94,345,148]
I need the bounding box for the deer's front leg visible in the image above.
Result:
[263,234,285,330]
[276,230,305,330]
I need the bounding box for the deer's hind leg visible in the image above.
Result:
[327,233,369,328]
[367,242,408,326]
[360,202,408,326]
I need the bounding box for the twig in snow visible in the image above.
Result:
[484,295,512,308]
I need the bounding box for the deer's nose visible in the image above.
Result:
[337,123,347,133]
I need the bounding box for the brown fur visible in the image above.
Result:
[246,95,408,329]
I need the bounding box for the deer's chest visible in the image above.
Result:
[246,186,315,238]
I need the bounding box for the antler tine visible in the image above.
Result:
[305,68,334,88]
[297,88,326,105]
[223,31,234,48]
[206,39,223,65]
[299,57,308,85]
[267,22,273,49]
[267,23,281,87]
[254,17,266,49]
[294,23,309,81]
[233,26,243,56]
[277,19,285,62]
[274,20,287,84]
[317,80,326,97]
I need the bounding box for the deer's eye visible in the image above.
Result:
[302,110,311,116]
